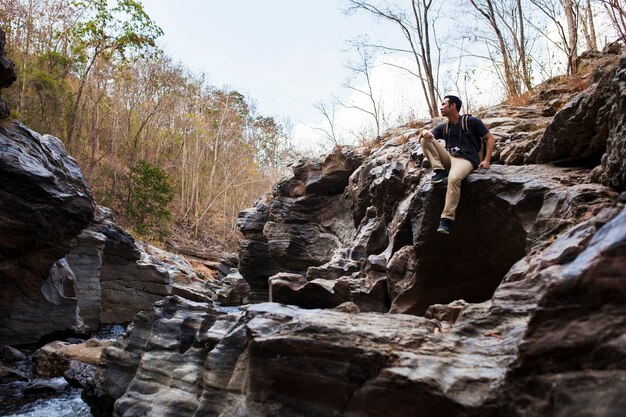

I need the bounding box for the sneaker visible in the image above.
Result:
[431,170,449,184]
[437,218,452,234]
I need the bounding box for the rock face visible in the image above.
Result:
[0,123,214,344]
[240,129,616,315]
[85,203,625,416]
[66,206,214,325]
[0,120,95,345]
[528,51,622,166]
[595,52,626,191]
[234,50,626,315]
[238,150,362,301]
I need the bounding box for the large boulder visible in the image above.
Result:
[251,127,616,314]
[32,338,112,378]
[77,207,212,324]
[528,51,622,166]
[0,121,94,345]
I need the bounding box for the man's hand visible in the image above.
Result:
[421,130,435,141]
[479,132,496,170]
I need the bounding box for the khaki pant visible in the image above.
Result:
[420,137,474,221]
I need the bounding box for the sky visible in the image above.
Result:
[142,0,417,150]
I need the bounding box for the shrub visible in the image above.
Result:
[127,160,173,239]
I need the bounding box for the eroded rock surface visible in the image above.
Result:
[85,205,625,416]
[0,121,94,345]
[595,52,626,191]
[528,51,622,166]
[245,132,616,314]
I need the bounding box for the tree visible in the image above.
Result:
[66,0,163,148]
[529,0,579,75]
[579,0,597,51]
[336,42,384,138]
[346,0,441,118]
[313,98,341,149]
[467,0,530,97]
[600,0,626,45]
[127,159,174,238]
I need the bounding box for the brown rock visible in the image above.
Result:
[32,338,112,378]
[528,53,622,166]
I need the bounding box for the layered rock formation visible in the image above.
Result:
[240,138,616,314]
[0,120,95,345]
[85,200,625,416]
[61,205,217,327]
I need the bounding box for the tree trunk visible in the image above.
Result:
[563,0,578,74]
[585,0,597,51]
[517,0,532,91]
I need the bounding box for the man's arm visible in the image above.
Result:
[421,124,444,141]
[478,132,495,169]
[421,129,435,141]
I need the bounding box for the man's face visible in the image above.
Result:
[440,98,454,117]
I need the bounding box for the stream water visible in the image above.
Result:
[0,378,91,417]
[0,325,126,417]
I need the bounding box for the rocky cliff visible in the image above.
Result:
[0,119,96,345]
[83,50,626,417]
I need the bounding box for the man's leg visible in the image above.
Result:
[420,136,451,171]
[441,157,474,221]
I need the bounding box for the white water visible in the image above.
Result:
[2,388,91,417]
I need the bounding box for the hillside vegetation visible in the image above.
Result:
[1,0,295,249]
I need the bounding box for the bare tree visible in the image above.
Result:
[600,0,626,45]
[579,0,597,51]
[314,98,341,148]
[346,0,441,117]
[467,0,528,97]
[529,0,579,75]
[336,42,384,138]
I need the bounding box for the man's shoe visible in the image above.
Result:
[431,170,448,184]
[437,218,452,234]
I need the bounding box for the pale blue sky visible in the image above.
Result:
[142,1,392,125]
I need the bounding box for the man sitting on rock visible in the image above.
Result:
[419,95,495,235]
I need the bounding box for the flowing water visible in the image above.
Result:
[0,378,91,417]
[0,325,127,417]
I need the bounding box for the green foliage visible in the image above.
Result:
[127,160,174,239]
[71,0,163,62]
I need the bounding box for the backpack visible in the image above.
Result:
[444,114,487,162]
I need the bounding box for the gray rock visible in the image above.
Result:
[215,270,250,306]
[0,345,27,362]
[0,364,27,384]
[0,121,94,345]
[596,52,626,191]
[84,204,626,417]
